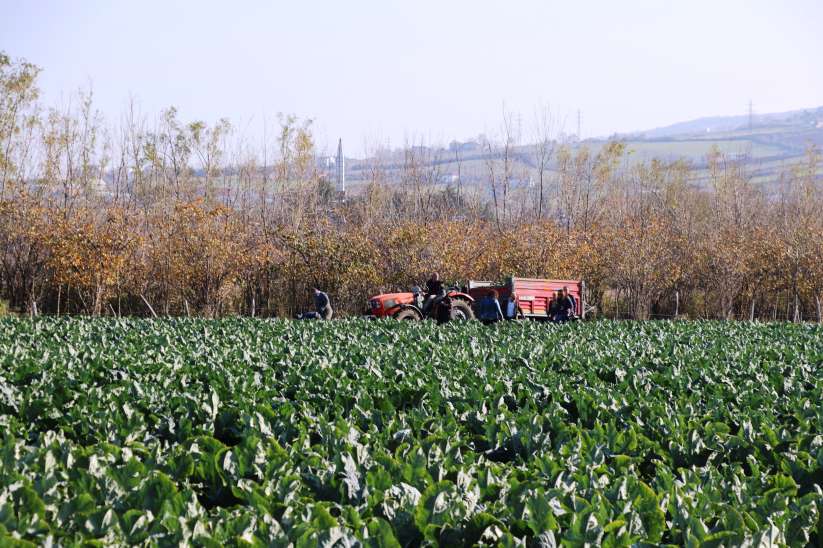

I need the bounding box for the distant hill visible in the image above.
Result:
[635,106,823,139]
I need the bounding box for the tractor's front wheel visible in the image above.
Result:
[394,308,422,321]
[450,300,475,321]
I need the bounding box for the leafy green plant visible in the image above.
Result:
[0,317,821,545]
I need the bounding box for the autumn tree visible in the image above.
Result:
[0,52,41,196]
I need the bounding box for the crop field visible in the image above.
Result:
[1,318,822,546]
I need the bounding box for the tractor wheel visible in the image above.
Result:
[450,300,475,321]
[394,308,422,321]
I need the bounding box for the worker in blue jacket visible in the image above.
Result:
[478,290,504,325]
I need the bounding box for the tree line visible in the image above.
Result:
[1,53,821,321]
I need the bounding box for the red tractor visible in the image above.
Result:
[366,286,475,321]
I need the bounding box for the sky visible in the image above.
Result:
[2,0,822,156]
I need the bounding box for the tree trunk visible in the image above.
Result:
[816,294,822,324]
[141,294,158,318]
[749,299,755,322]
[94,284,103,316]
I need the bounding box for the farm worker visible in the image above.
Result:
[478,290,504,324]
[314,287,333,320]
[411,285,424,309]
[505,292,520,320]
[549,290,562,321]
[562,286,576,317]
[555,288,575,322]
[426,272,444,296]
[422,272,445,315]
[435,294,453,324]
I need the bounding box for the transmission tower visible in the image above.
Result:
[577,110,582,140]
[748,100,754,130]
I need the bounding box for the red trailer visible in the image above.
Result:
[467,277,585,320]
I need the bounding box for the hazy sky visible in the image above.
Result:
[3,0,822,155]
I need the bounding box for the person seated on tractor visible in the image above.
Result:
[505,292,521,320]
[422,272,445,315]
[435,294,453,324]
[478,290,504,325]
[298,287,333,320]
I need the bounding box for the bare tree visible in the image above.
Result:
[532,104,558,219]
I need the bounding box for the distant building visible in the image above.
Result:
[90,178,109,193]
[448,140,481,152]
[508,177,534,189]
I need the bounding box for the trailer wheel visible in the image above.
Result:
[394,308,422,321]
[450,300,475,321]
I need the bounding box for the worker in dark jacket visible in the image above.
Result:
[554,287,575,322]
[298,287,333,320]
[549,290,562,321]
[478,290,504,325]
[423,272,445,315]
[435,294,453,324]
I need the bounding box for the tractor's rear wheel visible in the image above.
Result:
[394,308,422,321]
[450,300,475,321]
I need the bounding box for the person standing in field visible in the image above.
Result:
[563,286,576,313]
[478,290,504,325]
[555,287,575,322]
[505,292,521,320]
[549,290,562,321]
[435,294,453,324]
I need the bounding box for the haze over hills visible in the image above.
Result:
[629,105,823,139]
[602,105,823,170]
[343,105,823,191]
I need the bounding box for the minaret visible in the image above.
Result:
[336,138,345,195]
